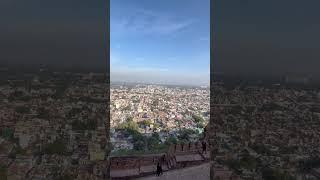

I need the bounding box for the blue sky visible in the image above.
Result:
[110,0,210,86]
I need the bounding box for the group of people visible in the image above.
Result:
[155,141,207,177]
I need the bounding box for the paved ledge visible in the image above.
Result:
[134,163,210,180]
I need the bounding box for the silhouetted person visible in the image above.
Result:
[161,155,165,163]
[156,162,163,176]
[202,141,207,153]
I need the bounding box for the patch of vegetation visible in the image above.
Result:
[116,126,171,153]
[112,144,168,156]
[116,120,139,132]
[192,114,205,129]
[43,139,68,155]
[138,120,152,128]
[147,132,162,150]
[177,128,200,143]
[1,128,14,140]
[164,135,177,146]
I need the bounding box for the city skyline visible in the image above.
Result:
[110,0,210,86]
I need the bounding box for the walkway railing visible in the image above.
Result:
[110,141,209,179]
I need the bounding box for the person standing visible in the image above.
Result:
[202,141,207,154]
[156,162,163,176]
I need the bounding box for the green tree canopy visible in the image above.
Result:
[165,135,177,145]
[192,114,203,122]
[139,120,152,127]
[117,120,139,132]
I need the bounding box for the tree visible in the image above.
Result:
[117,120,139,132]
[165,135,177,145]
[192,114,204,124]
[177,129,198,143]
[129,130,145,151]
[197,121,205,129]
[133,140,145,151]
[139,120,152,133]
[192,114,206,129]
[147,133,161,150]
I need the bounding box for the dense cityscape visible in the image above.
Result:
[110,83,210,154]
[0,67,109,179]
[208,82,320,179]
[1,65,320,179]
